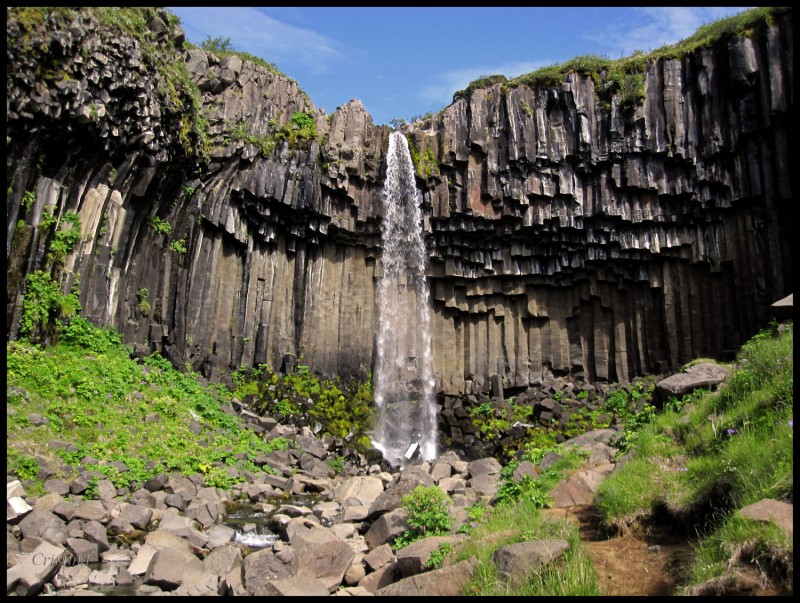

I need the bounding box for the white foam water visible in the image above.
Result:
[372,131,438,467]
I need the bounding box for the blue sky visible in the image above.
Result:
[169,6,751,126]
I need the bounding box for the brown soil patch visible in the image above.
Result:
[544,505,693,596]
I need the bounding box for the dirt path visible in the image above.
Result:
[544,505,694,596]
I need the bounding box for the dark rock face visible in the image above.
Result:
[6,7,793,394]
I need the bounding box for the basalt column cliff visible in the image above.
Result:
[6,8,793,394]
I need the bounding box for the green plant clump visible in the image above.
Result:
[250,362,374,451]
[393,485,453,550]
[405,134,440,180]
[19,270,81,343]
[147,216,172,236]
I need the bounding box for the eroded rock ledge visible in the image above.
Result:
[6,7,793,395]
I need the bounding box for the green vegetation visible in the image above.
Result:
[405,134,440,180]
[446,320,791,595]
[199,35,286,78]
[595,321,793,593]
[494,446,587,509]
[425,542,455,569]
[453,7,789,113]
[247,362,375,450]
[136,287,151,316]
[22,190,36,211]
[19,271,81,343]
[7,283,791,595]
[452,74,509,101]
[327,455,345,474]
[147,215,172,236]
[169,238,187,256]
[392,485,454,550]
[456,502,600,595]
[285,110,317,146]
[222,110,317,157]
[37,211,83,263]
[7,315,297,494]
[467,380,656,463]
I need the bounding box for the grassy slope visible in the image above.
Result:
[594,321,793,593]
[6,319,294,496]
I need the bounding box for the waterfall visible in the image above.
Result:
[372,132,438,467]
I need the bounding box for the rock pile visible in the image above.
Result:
[6,421,617,597]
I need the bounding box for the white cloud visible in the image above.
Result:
[585,7,752,58]
[417,60,549,107]
[171,7,342,73]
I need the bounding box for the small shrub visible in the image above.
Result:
[328,456,344,474]
[60,316,123,353]
[400,485,453,540]
[22,189,36,210]
[147,216,172,236]
[47,211,82,263]
[11,455,41,481]
[425,542,455,570]
[169,238,187,255]
[19,270,81,341]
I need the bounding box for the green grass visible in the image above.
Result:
[449,446,602,595]
[6,321,295,494]
[196,34,287,78]
[595,321,793,593]
[453,7,790,112]
[456,504,600,596]
[685,516,792,592]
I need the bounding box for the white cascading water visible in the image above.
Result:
[372,131,438,467]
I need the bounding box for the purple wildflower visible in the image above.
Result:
[677,467,688,472]
[789,419,794,428]
[727,428,737,435]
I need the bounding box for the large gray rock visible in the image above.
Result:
[654,363,731,406]
[18,509,67,544]
[7,540,66,595]
[367,467,434,519]
[72,500,109,523]
[81,520,109,552]
[374,557,478,596]
[65,537,99,564]
[770,293,793,321]
[290,523,356,592]
[203,543,243,578]
[335,476,385,508]
[395,535,463,578]
[255,575,331,596]
[243,547,296,594]
[364,509,409,549]
[737,498,793,538]
[107,502,153,532]
[358,561,400,593]
[363,543,395,572]
[491,539,570,584]
[143,547,204,590]
[549,463,615,507]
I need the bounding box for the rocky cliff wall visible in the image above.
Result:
[6,8,793,394]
